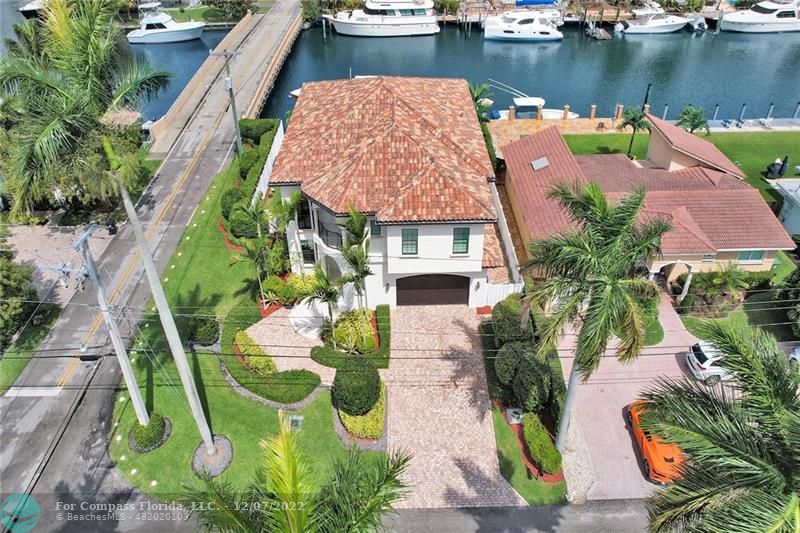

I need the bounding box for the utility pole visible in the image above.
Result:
[210,49,243,155]
[115,180,216,454]
[69,226,150,426]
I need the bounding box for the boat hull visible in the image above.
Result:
[720,19,800,32]
[324,16,440,36]
[484,27,563,40]
[127,24,205,44]
[621,20,688,33]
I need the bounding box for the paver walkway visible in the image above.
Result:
[558,291,697,500]
[384,306,525,509]
[246,307,334,385]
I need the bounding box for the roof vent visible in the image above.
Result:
[531,157,550,171]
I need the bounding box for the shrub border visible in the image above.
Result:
[128,416,172,454]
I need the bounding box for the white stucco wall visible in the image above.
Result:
[779,198,800,237]
[384,223,485,275]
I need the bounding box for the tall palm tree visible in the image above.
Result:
[618,107,651,158]
[676,105,710,135]
[712,261,750,301]
[339,206,367,247]
[182,414,412,532]
[469,82,493,123]
[0,0,169,217]
[303,264,343,349]
[522,183,670,451]
[641,321,799,532]
[230,237,271,303]
[341,243,373,310]
[239,200,270,238]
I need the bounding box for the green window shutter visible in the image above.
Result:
[401,228,418,255]
[452,227,469,254]
[370,220,382,236]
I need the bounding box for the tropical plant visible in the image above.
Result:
[641,321,800,532]
[230,237,271,303]
[182,413,411,532]
[779,268,800,337]
[469,82,493,123]
[711,261,750,301]
[338,207,373,309]
[339,206,368,247]
[303,264,343,349]
[267,189,302,234]
[676,105,710,135]
[617,107,651,158]
[0,232,37,350]
[0,0,169,217]
[237,200,270,238]
[201,0,254,19]
[522,183,670,450]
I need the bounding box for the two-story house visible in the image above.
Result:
[267,76,516,307]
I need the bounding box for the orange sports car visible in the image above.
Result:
[625,402,684,484]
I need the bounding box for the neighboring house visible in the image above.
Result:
[501,121,793,283]
[772,179,800,238]
[268,76,517,308]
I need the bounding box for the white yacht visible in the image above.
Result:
[488,80,579,119]
[631,0,665,17]
[323,0,440,37]
[615,12,691,33]
[127,2,206,44]
[483,10,564,40]
[720,0,800,32]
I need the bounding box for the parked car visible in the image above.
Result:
[790,347,800,373]
[685,342,730,385]
[625,402,684,484]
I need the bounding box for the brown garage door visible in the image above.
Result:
[396,274,470,306]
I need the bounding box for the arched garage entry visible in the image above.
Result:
[396,274,470,306]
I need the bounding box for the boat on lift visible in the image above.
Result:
[487,79,579,119]
[615,12,691,33]
[720,0,800,32]
[126,2,206,44]
[483,9,564,40]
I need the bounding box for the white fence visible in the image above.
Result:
[485,282,524,307]
[489,183,522,284]
[252,120,285,205]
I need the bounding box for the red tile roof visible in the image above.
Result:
[270,77,496,223]
[502,127,793,255]
[646,113,744,178]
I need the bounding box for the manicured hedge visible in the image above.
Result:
[221,188,245,220]
[228,208,258,238]
[130,412,166,451]
[238,148,259,179]
[546,350,566,430]
[235,330,276,375]
[512,350,551,412]
[311,305,391,369]
[333,356,381,416]
[479,321,509,403]
[522,413,562,475]
[339,382,385,439]
[189,315,219,346]
[334,309,376,354]
[492,294,534,347]
[495,341,528,386]
[239,118,278,145]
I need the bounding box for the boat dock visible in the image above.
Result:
[148,1,302,156]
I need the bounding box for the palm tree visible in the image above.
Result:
[268,188,302,234]
[341,243,373,310]
[230,237,271,303]
[303,264,343,349]
[712,261,750,301]
[617,107,651,158]
[182,413,412,532]
[239,200,270,238]
[469,82,493,123]
[641,321,799,532]
[522,183,670,451]
[676,105,710,135]
[0,0,169,217]
[339,206,368,247]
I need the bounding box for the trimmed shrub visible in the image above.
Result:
[492,293,534,347]
[311,345,348,368]
[546,351,566,429]
[285,273,317,303]
[258,129,278,156]
[130,412,166,451]
[268,238,290,276]
[188,315,219,346]
[746,270,772,292]
[480,321,509,403]
[339,382,385,439]
[333,356,381,416]
[246,153,267,183]
[495,341,529,386]
[522,413,562,474]
[512,350,550,412]
[239,118,277,145]
[334,309,377,354]
[228,208,258,238]
[238,148,259,179]
[263,370,321,404]
[262,275,289,305]
[235,330,276,375]
[221,188,245,220]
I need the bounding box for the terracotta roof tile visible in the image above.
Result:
[482,223,505,268]
[270,77,496,223]
[646,113,744,178]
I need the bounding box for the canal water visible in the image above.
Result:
[262,25,800,122]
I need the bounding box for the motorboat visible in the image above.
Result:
[323,0,440,37]
[483,10,564,40]
[631,0,665,17]
[720,0,800,32]
[487,79,579,119]
[615,12,691,33]
[126,2,206,44]
[482,6,564,28]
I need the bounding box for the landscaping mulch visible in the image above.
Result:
[215,217,244,253]
[191,434,233,478]
[128,417,172,454]
[492,400,564,483]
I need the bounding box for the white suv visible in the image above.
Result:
[686,342,730,386]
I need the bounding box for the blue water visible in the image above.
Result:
[262,25,800,122]
[129,30,228,121]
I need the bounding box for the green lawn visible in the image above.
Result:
[564,133,649,161]
[644,315,665,346]
[491,408,566,506]
[771,251,796,285]
[0,304,60,395]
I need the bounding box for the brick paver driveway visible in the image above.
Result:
[385,306,525,509]
[559,292,697,500]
